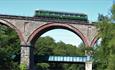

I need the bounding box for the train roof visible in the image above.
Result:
[35,10,87,16]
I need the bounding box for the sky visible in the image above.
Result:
[0,0,113,46]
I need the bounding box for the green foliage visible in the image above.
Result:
[36,63,50,70]
[0,24,20,70]
[111,4,115,20]
[93,4,115,69]
[20,64,27,70]
[106,55,115,70]
[34,36,85,70]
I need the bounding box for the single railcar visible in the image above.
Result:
[34,10,88,22]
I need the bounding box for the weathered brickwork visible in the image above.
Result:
[0,14,98,70]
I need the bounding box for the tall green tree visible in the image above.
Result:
[94,4,115,70]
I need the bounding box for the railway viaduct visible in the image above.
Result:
[0,14,98,70]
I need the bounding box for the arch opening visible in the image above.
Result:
[0,23,21,69]
[93,38,102,49]
[41,29,83,47]
[31,23,87,70]
[28,23,88,46]
[0,19,25,43]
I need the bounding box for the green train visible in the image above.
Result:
[34,10,88,22]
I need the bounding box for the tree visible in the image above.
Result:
[34,36,85,70]
[93,4,115,69]
[0,24,20,70]
[111,4,115,20]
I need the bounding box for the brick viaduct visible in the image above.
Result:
[0,14,98,70]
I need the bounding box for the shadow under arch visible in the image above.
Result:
[27,23,89,46]
[0,19,25,44]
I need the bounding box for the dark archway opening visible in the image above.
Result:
[0,23,20,70]
[33,26,86,70]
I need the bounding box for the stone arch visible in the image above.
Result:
[0,19,25,44]
[27,23,89,46]
[90,33,100,47]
